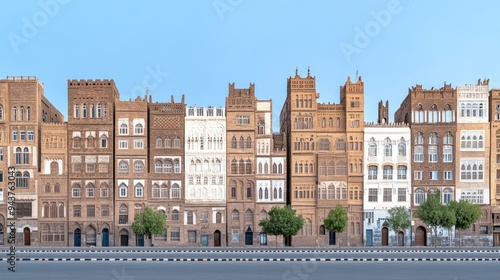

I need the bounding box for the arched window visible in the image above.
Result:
[50,203,57,218]
[246,181,253,198]
[318,138,330,151]
[119,160,129,174]
[100,183,109,197]
[258,121,265,134]
[15,147,22,164]
[0,105,3,120]
[335,139,346,151]
[171,183,180,199]
[155,160,162,173]
[216,212,222,223]
[384,137,392,157]
[74,104,79,118]
[163,160,173,173]
[58,203,64,218]
[97,103,101,118]
[27,107,31,120]
[135,183,144,197]
[133,160,144,173]
[398,138,406,156]
[82,103,87,118]
[119,183,127,197]
[20,106,24,120]
[171,209,179,221]
[329,117,334,127]
[368,138,377,156]
[23,147,29,164]
[134,123,144,135]
[13,106,17,120]
[232,210,240,221]
[165,137,171,147]
[43,203,49,218]
[321,118,326,127]
[245,209,253,221]
[415,132,424,145]
[90,104,95,118]
[246,137,252,149]
[156,137,163,148]
[50,161,59,174]
[54,183,60,193]
[231,136,237,148]
[119,123,128,135]
[415,189,425,204]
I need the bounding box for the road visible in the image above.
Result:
[1,248,499,279]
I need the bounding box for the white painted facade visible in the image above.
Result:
[363,123,412,246]
[185,106,226,204]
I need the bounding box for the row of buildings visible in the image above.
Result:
[0,69,499,247]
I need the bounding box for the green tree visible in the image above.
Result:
[323,204,348,247]
[415,190,455,247]
[259,205,304,248]
[386,206,411,246]
[449,200,482,247]
[131,206,168,246]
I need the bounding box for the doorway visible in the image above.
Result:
[329,232,336,245]
[415,226,427,246]
[136,234,144,247]
[74,228,81,247]
[381,227,389,246]
[24,227,31,246]
[214,230,221,247]
[102,229,109,247]
[366,229,373,246]
[120,229,129,246]
[398,231,405,246]
[245,227,253,245]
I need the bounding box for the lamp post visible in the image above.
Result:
[411,220,414,246]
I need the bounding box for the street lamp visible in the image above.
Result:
[411,220,415,246]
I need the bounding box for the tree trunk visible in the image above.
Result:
[276,235,278,249]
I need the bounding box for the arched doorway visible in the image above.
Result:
[398,231,404,246]
[381,227,389,246]
[74,228,81,247]
[415,226,427,246]
[102,229,109,247]
[214,230,221,247]
[245,227,253,245]
[120,229,129,246]
[24,227,31,246]
[86,226,96,246]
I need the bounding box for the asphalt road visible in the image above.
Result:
[2,261,498,280]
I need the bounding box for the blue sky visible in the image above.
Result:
[2,0,500,131]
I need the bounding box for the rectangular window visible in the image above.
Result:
[201,211,208,223]
[368,166,378,180]
[236,115,250,125]
[383,166,393,180]
[443,146,453,162]
[368,188,378,202]
[480,226,488,234]
[188,231,197,243]
[461,189,484,204]
[171,227,180,241]
[20,131,26,141]
[444,171,453,180]
[28,131,34,141]
[87,205,95,217]
[0,188,3,201]
[0,172,3,182]
[134,140,144,149]
[414,171,423,180]
[398,188,406,202]
[428,146,438,163]
[414,146,423,162]
[101,205,109,217]
[118,140,128,149]
[14,202,32,218]
[99,163,108,173]
[73,205,81,217]
[430,171,439,180]
[86,163,95,173]
[383,188,392,202]
[13,131,18,141]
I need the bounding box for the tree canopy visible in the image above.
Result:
[259,205,304,247]
[131,206,168,238]
[386,206,411,236]
[449,200,482,247]
[323,204,348,247]
[415,191,455,247]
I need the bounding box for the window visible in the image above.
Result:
[134,161,144,173]
[428,146,438,163]
[188,231,197,243]
[13,130,18,141]
[246,182,252,198]
[398,188,406,202]
[119,183,127,197]
[119,205,128,224]
[170,227,180,241]
[460,160,484,181]
[28,131,34,141]
[73,137,82,149]
[368,138,377,156]
[397,166,407,180]
[173,137,181,148]
[15,147,22,164]
[134,123,144,135]
[100,184,109,197]
[171,210,179,221]
[54,183,60,193]
[368,188,377,202]
[134,140,144,149]
[368,165,378,180]
[86,162,95,173]
[383,188,392,202]
[232,210,240,221]
[383,165,393,180]
[119,161,129,173]
[201,211,208,223]
[414,171,423,180]
[187,211,194,224]
[461,189,484,204]
[23,147,29,164]
[414,146,423,162]
[165,137,171,148]
[87,205,95,217]
[415,189,425,204]
[82,103,87,118]
[335,139,346,151]
[443,145,453,162]
[135,183,143,197]
[236,115,250,125]
[74,104,79,118]
[156,137,163,148]
[318,138,330,151]
[383,138,392,156]
[73,205,81,217]
[398,138,406,156]
[430,171,439,180]
[20,131,26,141]
[171,183,180,199]
[119,140,128,149]
[86,184,95,197]
[415,132,424,144]
[444,171,453,180]
[15,171,30,188]
[97,103,101,118]
[119,123,128,135]
[443,189,453,204]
